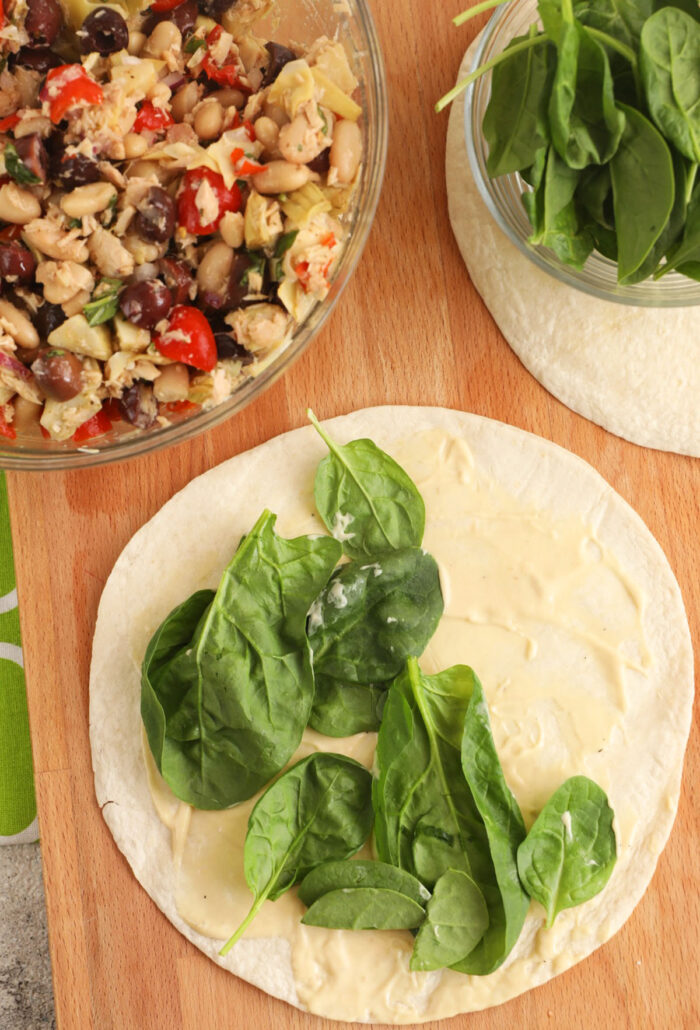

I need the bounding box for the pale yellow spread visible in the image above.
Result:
[145,428,649,1023]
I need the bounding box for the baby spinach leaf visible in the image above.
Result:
[622,148,690,282]
[657,176,700,275]
[374,659,527,974]
[573,0,652,49]
[484,28,555,177]
[577,164,613,227]
[411,870,489,971]
[302,887,425,930]
[610,103,676,281]
[517,775,617,927]
[530,147,595,268]
[309,674,388,736]
[548,11,626,169]
[220,752,373,954]
[298,858,430,908]
[308,548,444,686]
[308,409,425,560]
[521,146,548,234]
[141,510,341,809]
[641,7,700,163]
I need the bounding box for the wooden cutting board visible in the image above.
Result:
[6,2,699,1027]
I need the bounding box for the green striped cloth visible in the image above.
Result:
[0,471,37,844]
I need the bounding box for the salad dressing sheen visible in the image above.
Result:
[145,428,649,1023]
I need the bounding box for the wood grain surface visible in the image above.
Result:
[6,2,699,1028]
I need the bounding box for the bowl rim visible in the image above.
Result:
[463,0,700,310]
[0,0,389,471]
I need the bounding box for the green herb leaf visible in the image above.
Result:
[4,142,41,185]
[184,35,207,53]
[83,278,123,327]
[298,859,430,908]
[141,510,341,809]
[411,870,489,971]
[302,887,425,930]
[308,409,425,560]
[219,752,373,954]
[640,7,700,163]
[516,775,617,927]
[270,229,299,280]
[240,249,266,288]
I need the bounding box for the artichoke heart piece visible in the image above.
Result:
[281,183,332,227]
[267,59,315,119]
[48,314,113,361]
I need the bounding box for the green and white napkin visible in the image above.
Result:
[0,471,37,844]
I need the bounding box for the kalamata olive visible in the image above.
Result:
[119,279,172,329]
[53,153,101,189]
[0,243,36,284]
[307,147,331,175]
[261,42,297,88]
[31,347,83,401]
[198,0,235,18]
[158,257,193,306]
[79,7,129,56]
[120,382,157,428]
[133,186,176,244]
[15,47,61,73]
[33,302,66,341]
[143,0,197,37]
[14,135,48,183]
[25,0,63,45]
[214,332,253,364]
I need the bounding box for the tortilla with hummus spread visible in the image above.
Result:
[89,406,693,1023]
[445,44,700,458]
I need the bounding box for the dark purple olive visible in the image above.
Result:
[79,7,129,56]
[199,251,253,313]
[133,186,176,245]
[0,243,36,284]
[158,256,193,306]
[31,347,83,401]
[25,0,63,45]
[197,0,235,18]
[14,135,48,183]
[261,42,297,88]
[214,333,253,364]
[33,302,66,341]
[120,382,157,428]
[143,0,197,36]
[119,279,173,329]
[53,153,101,189]
[15,46,61,73]
[307,147,330,175]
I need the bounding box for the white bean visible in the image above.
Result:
[218,211,244,250]
[146,22,181,58]
[252,161,311,195]
[171,81,201,122]
[0,183,41,224]
[330,120,362,183]
[61,182,117,219]
[124,132,148,159]
[193,99,224,142]
[197,241,234,295]
[0,298,39,349]
[254,116,279,153]
[128,30,146,55]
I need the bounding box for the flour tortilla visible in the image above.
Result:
[89,406,693,1021]
[446,45,700,457]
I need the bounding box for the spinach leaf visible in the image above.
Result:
[640,7,700,163]
[657,177,700,275]
[529,147,595,268]
[308,548,444,686]
[302,887,425,930]
[298,858,430,908]
[308,409,425,560]
[374,659,528,974]
[309,674,388,736]
[548,6,626,169]
[622,148,690,282]
[573,0,652,49]
[577,164,613,227]
[610,103,676,281]
[220,752,373,954]
[517,775,617,927]
[521,145,548,234]
[484,28,555,177]
[411,870,489,971]
[141,510,341,809]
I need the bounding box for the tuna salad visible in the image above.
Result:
[0,0,362,442]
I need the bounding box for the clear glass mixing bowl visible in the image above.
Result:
[0,0,388,469]
[464,0,700,309]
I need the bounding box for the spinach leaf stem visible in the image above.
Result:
[585,26,641,100]
[453,0,510,28]
[436,34,546,113]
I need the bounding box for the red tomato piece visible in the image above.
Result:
[133,100,174,134]
[72,408,112,443]
[0,114,20,132]
[201,25,249,91]
[150,0,187,9]
[177,167,241,235]
[41,65,104,124]
[230,147,267,176]
[153,306,217,371]
[0,411,16,440]
[295,261,311,291]
[101,397,123,422]
[161,399,199,415]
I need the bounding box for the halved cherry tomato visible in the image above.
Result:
[201,26,249,91]
[41,65,104,125]
[0,410,16,440]
[0,114,20,133]
[230,147,267,176]
[154,306,217,371]
[133,100,174,134]
[177,166,241,235]
[72,408,112,443]
[101,398,124,422]
[0,224,23,242]
[150,0,187,10]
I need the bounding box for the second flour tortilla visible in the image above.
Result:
[446,44,700,457]
[89,406,693,1023]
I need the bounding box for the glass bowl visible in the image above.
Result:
[0,0,388,470]
[464,0,700,308]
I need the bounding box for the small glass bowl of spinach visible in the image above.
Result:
[458,0,700,307]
